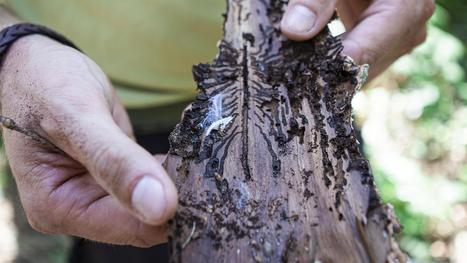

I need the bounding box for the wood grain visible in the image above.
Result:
[164,1,406,262]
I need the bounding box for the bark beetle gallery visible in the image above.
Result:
[163,0,407,262]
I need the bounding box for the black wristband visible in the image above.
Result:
[0,23,80,62]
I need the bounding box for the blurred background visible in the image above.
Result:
[1,1,467,263]
[355,1,467,261]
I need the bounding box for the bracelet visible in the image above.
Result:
[0,23,80,64]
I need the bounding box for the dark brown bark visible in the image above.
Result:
[164,0,406,262]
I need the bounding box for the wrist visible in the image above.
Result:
[0,32,76,78]
[8,34,63,53]
[0,35,64,103]
[1,35,49,73]
[0,23,81,76]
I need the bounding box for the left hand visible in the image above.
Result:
[280,0,436,81]
[0,35,178,247]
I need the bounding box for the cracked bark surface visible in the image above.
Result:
[163,0,407,262]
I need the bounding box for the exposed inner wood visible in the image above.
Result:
[164,0,406,262]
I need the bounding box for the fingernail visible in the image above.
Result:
[283,5,316,33]
[132,177,167,224]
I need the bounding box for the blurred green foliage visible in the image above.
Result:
[360,2,467,262]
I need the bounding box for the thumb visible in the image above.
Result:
[281,0,338,41]
[47,112,178,226]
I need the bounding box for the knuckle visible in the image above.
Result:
[391,0,434,23]
[398,30,427,57]
[24,204,58,234]
[422,0,436,20]
[414,30,428,47]
[22,188,69,235]
[406,28,428,51]
[27,215,50,233]
[16,168,58,234]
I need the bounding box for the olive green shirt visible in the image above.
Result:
[5,0,225,132]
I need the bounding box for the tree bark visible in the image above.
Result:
[164,0,406,262]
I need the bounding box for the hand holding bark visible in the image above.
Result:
[281,0,436,80]
[0,35,177,247]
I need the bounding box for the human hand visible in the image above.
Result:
[281,0,435,81]
[0,35,178,247]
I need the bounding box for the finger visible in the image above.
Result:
[3,130,168,247]
[71,195,169,247]
[336,0,371,30]
[341,1,435,77]
[154,154,167,164]
[366,26,428,79]
[281,0,338,41]
[41,109,178,226]
[48,175,168,247]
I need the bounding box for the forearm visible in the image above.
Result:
[0,6,20,30]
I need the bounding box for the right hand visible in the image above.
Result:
[281,0,435,81]
[0,35,178,247]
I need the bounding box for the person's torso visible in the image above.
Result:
[6,0,225,109]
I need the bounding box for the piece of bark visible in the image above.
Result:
[164,0,406,262]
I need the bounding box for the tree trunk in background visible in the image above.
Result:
[164,0,406,262]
